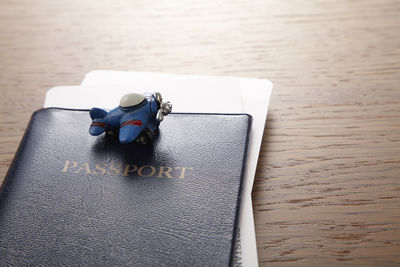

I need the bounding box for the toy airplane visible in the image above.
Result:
[89,92,172,144]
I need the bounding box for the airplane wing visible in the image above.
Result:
[119,113,148,144]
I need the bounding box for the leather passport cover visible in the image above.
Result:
[0,108,251,266]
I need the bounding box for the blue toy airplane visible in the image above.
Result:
[89,92,172,144]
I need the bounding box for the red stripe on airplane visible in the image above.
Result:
[120,120,143,128]
[91,122,106,128]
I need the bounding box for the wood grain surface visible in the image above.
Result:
[0,0,399,265]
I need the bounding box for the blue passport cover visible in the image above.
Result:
[0,108,251,266]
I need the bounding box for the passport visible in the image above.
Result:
[0,108,251,266]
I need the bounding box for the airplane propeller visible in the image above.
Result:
[154,92,172,122]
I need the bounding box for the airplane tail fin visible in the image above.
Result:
[89,108,108,136]
[89,107,108,119]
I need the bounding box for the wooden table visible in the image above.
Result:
[1,0,399,265]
